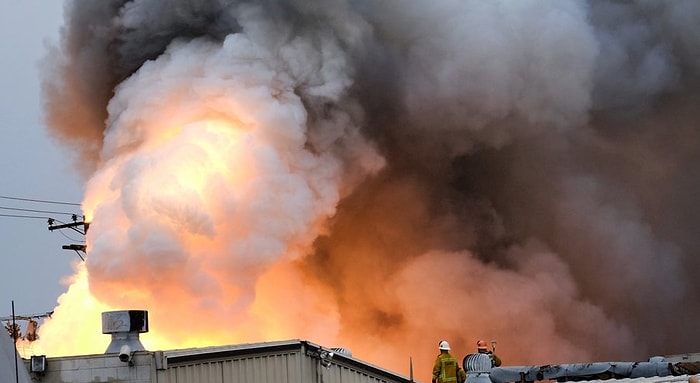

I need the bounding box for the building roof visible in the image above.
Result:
[161,338,409,382]
[585,375,700,383]
[21,338,412,383]
[469,355,700,383]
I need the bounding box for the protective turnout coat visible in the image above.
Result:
[432,352,467,383]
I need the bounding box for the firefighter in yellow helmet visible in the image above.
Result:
[432,340,467,383]
[477,340,502,367]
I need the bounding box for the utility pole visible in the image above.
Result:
[12,301,18,383]
[48,214,89,260]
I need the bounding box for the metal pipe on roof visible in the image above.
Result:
[487,361,676,383]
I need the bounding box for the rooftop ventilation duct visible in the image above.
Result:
[102,310,148,354]
[331,347,352,357]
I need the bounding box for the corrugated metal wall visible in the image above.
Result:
[162,351,304,383]
[325,361,402,383]
[159,349,404,383]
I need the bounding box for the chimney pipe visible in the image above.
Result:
[102,310,148,354]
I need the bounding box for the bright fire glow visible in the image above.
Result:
[35,34,382,361]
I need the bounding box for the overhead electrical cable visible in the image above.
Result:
[56,228,85,243]
[0,213,52,220]
[0,206,80,216]
[0,194,81,207]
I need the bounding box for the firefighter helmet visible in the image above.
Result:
[439,340,451,350]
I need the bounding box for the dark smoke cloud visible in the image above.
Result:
[42,0,700,379]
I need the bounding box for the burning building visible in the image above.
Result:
[4,310,412,383]
[4,311,699,383]
[30,1,700,383]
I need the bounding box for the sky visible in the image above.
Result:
[2,2,700,383]
[0,2,84,316]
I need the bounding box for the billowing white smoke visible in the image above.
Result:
[38,1,700,382]
[40,0,385,354]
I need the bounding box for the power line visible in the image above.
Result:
[49,218,89,236]
[0,206,80,217]
[0,213,51,220]
[0,194,88,261]
[56,226,86,243]
[0,195,81,207]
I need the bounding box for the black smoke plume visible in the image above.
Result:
[41,1,700,381]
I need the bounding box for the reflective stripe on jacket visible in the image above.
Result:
[433,352,459,383]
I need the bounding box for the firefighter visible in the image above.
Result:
[432,340,467,383]
[476,340,502,367]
